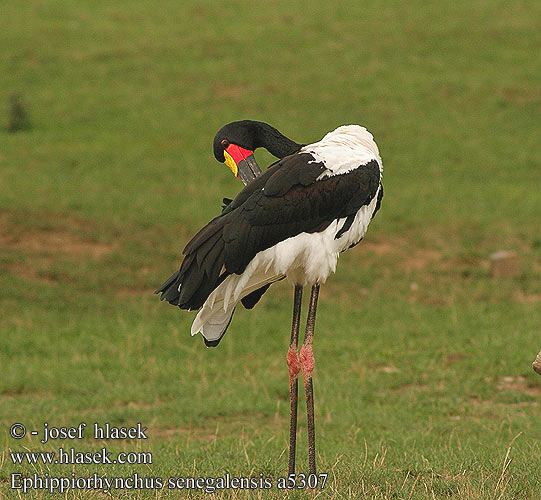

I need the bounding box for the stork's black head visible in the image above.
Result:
[213,120,303,185]
[213,121,262,162]
[213,121,266,185]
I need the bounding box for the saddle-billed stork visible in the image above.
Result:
[156,120,383,476]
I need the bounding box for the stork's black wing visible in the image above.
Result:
[220,154,381,274]
[156,153,381,310]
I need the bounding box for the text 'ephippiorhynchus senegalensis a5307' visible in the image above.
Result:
[156,120,383,476]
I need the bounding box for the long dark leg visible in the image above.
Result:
[287,285,303,476]
[300,284,320,476]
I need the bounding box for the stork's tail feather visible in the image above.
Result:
[155,218,227,310]
[199,307,236,348]
[191,269,284,346]
[156,215,283,346]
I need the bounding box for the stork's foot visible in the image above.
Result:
[287,347,301,387]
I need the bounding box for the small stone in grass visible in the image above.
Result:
[489,250,520,279]
[532,351,541,376]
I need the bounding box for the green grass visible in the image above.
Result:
[1,0,540,498]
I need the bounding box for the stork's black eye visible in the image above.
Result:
[221,139,230,149]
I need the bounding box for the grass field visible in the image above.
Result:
[1,0,540,498]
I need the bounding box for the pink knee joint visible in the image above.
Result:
[286,348,301,384]
[300,345,315,380]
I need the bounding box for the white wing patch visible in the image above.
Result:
[302,125,382,178]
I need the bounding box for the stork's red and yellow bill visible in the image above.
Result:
[222,141,262,185]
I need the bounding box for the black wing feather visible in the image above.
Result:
[222,158,381,274]
[156,154,381,311]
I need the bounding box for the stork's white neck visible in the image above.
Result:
[301,125,382,177]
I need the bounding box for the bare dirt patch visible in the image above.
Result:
[497,376,541,397]
[498,86,541,105]
[116,286,157,297]
[4,232,114,258]
[1,388,55,400]
[376,365,400,374]
[0,210,116,258]
[357,240,400,256]
[5,259,60,283]
[444,352,468,364]
[388,383,429,393]
[469,397,537,411]
[513,292,541,303]
[152,426,222,443]
[354,235,442,270]
[0,210,118,285]
[152,427,195,439]
[213,83,250,98]
[402,249,443,270]
[152,411,280,442]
